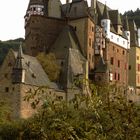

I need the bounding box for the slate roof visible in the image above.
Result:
[51,25,86,89]
[123,16,129,31]
[94,56,108,73]
[13,50,57,88]
[61,0,88,18]
[51,25,82,59]
[109,10,122,25]
[28,0,44,5]
[102,4,109,19]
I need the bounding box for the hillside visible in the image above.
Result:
[0,38,24,65]
[124,8,140,27]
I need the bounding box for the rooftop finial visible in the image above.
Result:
[17,42,24,59]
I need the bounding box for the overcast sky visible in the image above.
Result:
[0,0,139,41]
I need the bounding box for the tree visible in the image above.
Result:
[37,53,60,82]
[0,84,140,139]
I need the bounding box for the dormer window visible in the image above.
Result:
[33,7,36,11]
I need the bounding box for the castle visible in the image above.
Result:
[0,0,140,119]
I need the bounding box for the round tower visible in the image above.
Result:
[25,0,48,24]
[101,4,110,38]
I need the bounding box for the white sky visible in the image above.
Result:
[0,0,139,41]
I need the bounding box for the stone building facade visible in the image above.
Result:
[1,0,140,119]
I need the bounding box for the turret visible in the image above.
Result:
[12,44,25,84]
[129,20,138,46]
[25,0,48,24]
[138,28,140,46]
[117,12,123,35]
[101,4,110,38]
[124,16,130,49]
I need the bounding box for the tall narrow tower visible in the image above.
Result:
[101,4,110,38]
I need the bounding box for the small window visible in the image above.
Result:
[12,87,15,91]
[33,7,36,11]
[89,38,92,47]
[129,65,131,70]
[114,72,117,80]
[137,56,139,60]
[8,62,12,67]
[61,61,64,66]
[5,87,9,92]
[89,54,91,60]
[123,50,125,55]
[118,60,120,67]
[4,73,8,78]
[32,73,36,78]
[92,26,94,32]
[110,57,114,65]
[118,73,120,81]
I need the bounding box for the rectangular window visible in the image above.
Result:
[92,26,94,32]
[114,72,117,80]
[118,73,120,81]
[5,87,9,92]
[89,38,92,47]
[118,60,120,67]
[138,64,140,71]
[110,57,114,65]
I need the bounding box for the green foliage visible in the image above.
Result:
[124,8,140,27]
[0,99,12,123]
[0,38,24,65]
[0,85,140,139]
[37,53,60,82]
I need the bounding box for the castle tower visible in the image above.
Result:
[124,16,130,49]
[101,4,110,38]
[12,44,25,84]
[129,20,138,46]
[138,28,140,46]
[25,0,48,25]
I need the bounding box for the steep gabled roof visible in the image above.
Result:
[129,19,138,46]
[102,4,110,19]
[51,25,82,59]
[13,51,57,88]
[109,10,122,25]
[51,25,86,89]
[123,15,129,31]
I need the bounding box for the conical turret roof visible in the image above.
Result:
[14,43,24,69]
[102,4,109,19]
[29,0,45,5]
[123,15,129,31]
